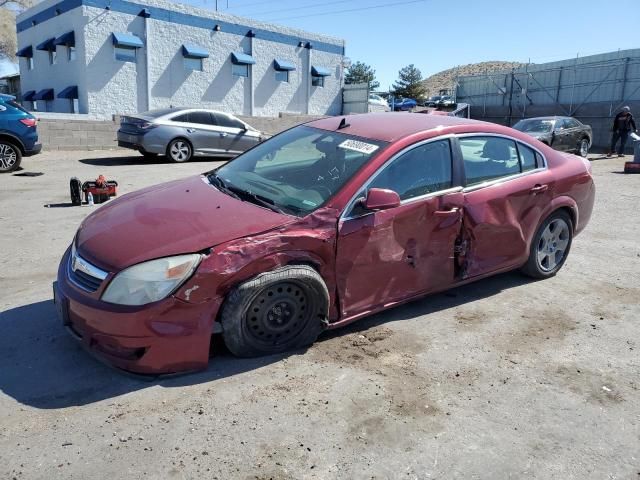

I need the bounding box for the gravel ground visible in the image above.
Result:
[0,150,639,480]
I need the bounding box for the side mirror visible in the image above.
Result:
[363,188,401,211]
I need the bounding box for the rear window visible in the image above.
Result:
[140,108,179,118]
[5,100,30,114]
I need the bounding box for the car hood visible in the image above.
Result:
[75,175,293,271]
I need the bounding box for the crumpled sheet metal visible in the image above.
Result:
[335,196,461,318]
[176,208,341,322]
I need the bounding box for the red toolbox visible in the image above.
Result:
[82,175,118,203]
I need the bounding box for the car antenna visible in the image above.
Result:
[337,117,350,130]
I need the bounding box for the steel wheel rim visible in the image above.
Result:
[580,140,588,157]
[170,141,190,162]
[537,218,570,272]
[0,144,17,171]
[246,282,311,346]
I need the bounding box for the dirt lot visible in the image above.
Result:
[1,150,639,480]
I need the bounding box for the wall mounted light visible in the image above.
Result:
[139,8,151,17]
[246,30,255,37]
[214,24,221,31]
[298,41,305,47]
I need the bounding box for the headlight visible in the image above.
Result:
[101,254,201,306]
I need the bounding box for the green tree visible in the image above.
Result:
[392,64,426,100]
[0,0,37,60]
[345,61,380,90]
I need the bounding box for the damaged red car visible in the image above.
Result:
[53,113,595,374]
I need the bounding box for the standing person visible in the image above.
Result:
[608,106,637,157]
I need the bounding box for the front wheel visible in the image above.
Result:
[578,138,589,158]
[167,139,192,163]
[521,211,573,279]
[0,141,22,173]
[221,266,329,357]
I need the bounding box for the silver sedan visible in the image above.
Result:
[117,108,267,162]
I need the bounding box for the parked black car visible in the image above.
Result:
[423,95,441,107]
[513,116,592,157]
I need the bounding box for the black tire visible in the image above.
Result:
[578,138,589,158]
[521,210,573,279]
[0,140,22,173]
[166,138,192,163]
[221,266,329,358]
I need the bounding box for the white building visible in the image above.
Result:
[15,0,346,118]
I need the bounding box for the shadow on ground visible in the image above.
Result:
[79,155,232,167]
[0,271,533,410]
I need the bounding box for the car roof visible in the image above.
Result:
[307,112,492,143]
[516,116,568,121]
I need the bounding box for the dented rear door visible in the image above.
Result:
[457,135,554,278]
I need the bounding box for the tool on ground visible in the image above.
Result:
[68,175,118,204]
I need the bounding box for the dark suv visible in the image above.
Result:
[0,94,41,173]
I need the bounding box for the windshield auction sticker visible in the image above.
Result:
[338,139,379,155]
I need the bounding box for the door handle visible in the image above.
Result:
[530,184,548,194]
[434,207,460,217]
[220,132,228,137]
[187,128,196,133]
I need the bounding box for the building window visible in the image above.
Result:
[312,76,325,87]
[45,100,53,112]
[70,99,79,113]
[275,70,289,83]
[27,57,34,70]
[232,63,249,78]
[32,101,38,111]
[49,50,57,65]
[184,56,203,71]
[115,45,137,62]
[68,46,76,61]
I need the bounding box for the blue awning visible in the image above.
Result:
[36,38,56,51]
[34,89,54,101]
[274,59,296,71]
[311,66,331,77]
[22,90,36,101]
[231,52,256,65]
[112,32,144,48]
[58,86,78,99]
[54,31,75,47]
[16,46,33,57]
[182,44,209,59]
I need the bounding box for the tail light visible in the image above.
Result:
[19,118,37,127]
[139,121,156,130]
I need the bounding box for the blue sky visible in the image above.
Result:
[182,1,634,90]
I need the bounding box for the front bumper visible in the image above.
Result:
[54,248,222,375]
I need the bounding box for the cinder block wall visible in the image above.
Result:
[36,113,327,151]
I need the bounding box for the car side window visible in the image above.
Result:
[518,143,538,172]
[368,139,453,201]
[214,113,245,130]
[189,111,214,125]
[555,119,567,130]
[566,118,580,129]
[460,136,520,186]
[172,114,190,123]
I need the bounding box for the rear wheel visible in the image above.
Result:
[167,139,192,163]
[221,266,329,357]
[578,138,589,158]
[521,210,573,279]
[0,141,21,173]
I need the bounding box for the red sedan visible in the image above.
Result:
[54,113,595,374]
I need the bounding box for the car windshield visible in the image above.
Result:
[513,119,554,133]
[211,126,387,217]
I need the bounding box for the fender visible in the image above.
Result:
[0,130,26,152]
[529,195,579,249]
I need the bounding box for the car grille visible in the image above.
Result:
[68,251,108,293]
